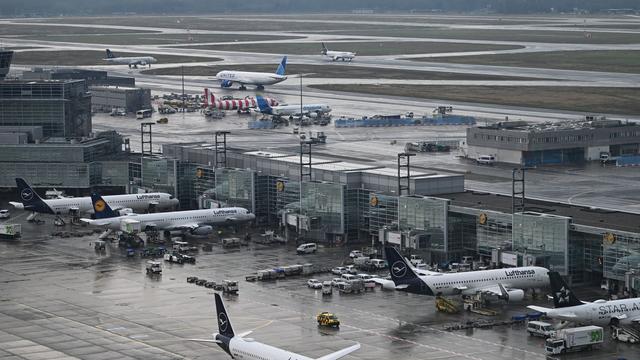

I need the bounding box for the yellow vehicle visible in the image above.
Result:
[317,312,340,328]
[435,295,460,314]
[157,117,168,124]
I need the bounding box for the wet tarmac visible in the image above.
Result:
[0,216,637,360]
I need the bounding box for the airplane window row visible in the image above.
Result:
[435,274,533,286]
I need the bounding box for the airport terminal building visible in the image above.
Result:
[466,118,640,166]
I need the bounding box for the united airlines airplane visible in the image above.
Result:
[215,56,287,90]
[190,293,361,360]
[9,178,178,220]
[528,271,640,326]
[383,247,549,301]
[255,95,331,118]
[81,193,255,236]
[103,49,157,68]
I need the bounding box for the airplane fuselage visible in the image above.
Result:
[324,50,355,61]
[12,193,177,215]
[104,56,157,67]
[542,298,640,326]
[229,337,313,360]
[216,71,286,86]
[264,103,331,116]
[88,207,254,231]
[407,266,549,296]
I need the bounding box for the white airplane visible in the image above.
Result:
[215,56,287,90]
[9,178,178,220]
[527,271,640,326]
[103,49,157,68]
[190,293,361,360]
[382,247,549,301]
[81,193,255,236]
[255,95,331,118]
[321,43,356,62]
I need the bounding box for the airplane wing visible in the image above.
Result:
[527,305,578,320]
[80,218,112,226]
[172,223,199,231]
[463,283,517,297]
[631,316,640,323]
[315,343,361,360]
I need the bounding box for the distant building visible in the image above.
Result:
[22,68,135,88]
[466,118,640,166]
[0,50,13,80]
[90,86,151,113]
[0,80,91,138]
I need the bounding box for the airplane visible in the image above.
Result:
[255,95,331,118]
[215,56,287,90]
[203,88,278,111]
[103,49,157,68]
[81,193,255,236]
[527,271,640,326]
[189,293,361,360]
[382,246,549,302]
[321,42,356,62]
[9,178,178,221]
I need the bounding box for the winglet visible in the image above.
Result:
[275,56,287,76]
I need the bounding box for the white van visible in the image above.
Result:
[476,155,496,165]
[296,243,317,254]
[341,273,357,281]
[527,321,555,338]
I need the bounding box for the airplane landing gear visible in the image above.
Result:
[239,85,247,91]
[256,85,264,91]
[54,216,66,227]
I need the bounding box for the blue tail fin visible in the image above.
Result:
[384,246,434,295]
[90,193,119,219]
[275,56,287,76]
[255,95,272,114]
[15,178,54,214]
[106,49,115,58]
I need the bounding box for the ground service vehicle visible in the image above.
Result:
[136,109,153,119]
[332,267,347,275]
[222,280,238,294]
[349,250,363,258]
[164,252,184,264]
[322,281,333,295]
[527,321,555,338]
[0,209,9,218]
[545,326,603,355]
[297,243,317,254]
[476,155,496,165]
[370,259,386,269]
[307,279,322,289]
[180,253,196,264]
[145,261,162,274]
[317,312,340,327]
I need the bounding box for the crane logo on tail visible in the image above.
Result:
[391,261,407,278]
[218,312,228,332]
[20,188,34,201]
[94,199,106,213]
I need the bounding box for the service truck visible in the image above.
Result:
[545,325,603,355]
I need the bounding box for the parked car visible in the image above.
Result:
[322,281,333,295]
[331,267,347,275]
[297,243,317,254]
[349,250,363,258]
[0,209,9,219]
[307,279,323,289]
[331,278,346,287]
[341,273,357,281]
[345,265,358,274]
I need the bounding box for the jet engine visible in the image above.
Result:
[220,80,233,88]
[501,289,525,302]
[118,208,134,216]
[191,225,214,236]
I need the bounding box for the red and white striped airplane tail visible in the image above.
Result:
[203,88,278,111]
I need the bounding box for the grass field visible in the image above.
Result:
[310,84,640,115]
[21,33,303,45]
[412,50,640,74]
[142,64,532,80]
[0,24,156,36]
[12,50,220,66]
[181,41,522,56]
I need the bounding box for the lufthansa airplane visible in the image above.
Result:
[528,271,640,326]
[9,178,178,220]
[190,293,361,360]
[383,247,549,302]
[215,56,287,90]
[81,193,255,236]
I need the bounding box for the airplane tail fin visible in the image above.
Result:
[105,49,115,59]
[315,344,361,360]
[549,271,582,308]
[384,246,420,286]
[275,56,287,76]
[15,178,52,213]
[90,193,119,219]
[321,42,328,55]
[214,293,235,338]
[255,95,272,113]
